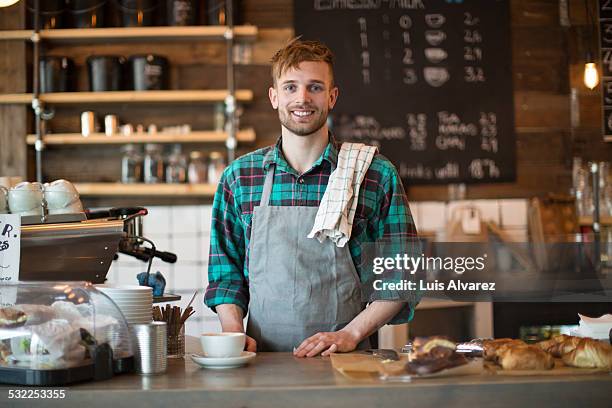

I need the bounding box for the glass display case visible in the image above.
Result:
[0,282,134,385]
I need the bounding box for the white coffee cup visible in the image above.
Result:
[0,186,8,214]
[8,182,44,216]
[200,332,245,358]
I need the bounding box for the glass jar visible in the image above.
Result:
[121,144,143,184]
[188,151,207,184]
[143,143,164,184]
[165,144,187,184]
[207,151,226,185]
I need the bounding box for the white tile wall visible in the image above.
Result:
[499,199,528,228]
[108,204,215,336]
[472,199,501,224]
[418,201,447,231]
[173,236,201,262]
[143,207,170,234]
[408,203,421,230]
[171,205,201,235]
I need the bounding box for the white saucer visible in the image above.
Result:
[190,351,256,369]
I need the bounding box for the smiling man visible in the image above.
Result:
[205,39,419,357]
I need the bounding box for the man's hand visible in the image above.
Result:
[245,335,257,352]
[293,329,360,358]
[216,304,257,351]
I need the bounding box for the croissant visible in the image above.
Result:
[483,338,526,361]
[537,334,582,358]
[561,339,612,370]
[551,336,583,357]
[498,345,555,370]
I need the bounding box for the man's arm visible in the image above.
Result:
[204,167,254,350]
[216,304,257,352]
[293,300,404,357]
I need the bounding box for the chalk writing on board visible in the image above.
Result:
[295,0,516,184]
[336,115,406,141]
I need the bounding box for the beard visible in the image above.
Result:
[278,105,328,136]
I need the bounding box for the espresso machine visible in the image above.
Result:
[19,207,178,297]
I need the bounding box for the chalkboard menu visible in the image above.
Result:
[599,1,612,139]
[294,0,516,185]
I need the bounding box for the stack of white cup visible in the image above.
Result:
[0,186,7,214]
[7,182,45,216]
[2,179,84,216]
[43,179,84,215]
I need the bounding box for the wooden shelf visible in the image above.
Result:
[75,183,217,197]
[0,90,253,105]
[0,30,32,41]
[605,135,612,143]
[0,26,258,43]
[26,128,255,145]
[0,93,32,104]
[578,215,612,226]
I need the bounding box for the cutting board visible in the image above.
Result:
[485,359,610,376]
[330,353,407,381]
[330,353,484,380]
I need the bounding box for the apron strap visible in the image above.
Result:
[260,164,275,207]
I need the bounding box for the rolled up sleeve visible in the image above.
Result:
[205,168,249,315]
[374,162,422,325]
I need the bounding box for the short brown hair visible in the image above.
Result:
[270,38,335,86]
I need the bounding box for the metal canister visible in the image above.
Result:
[130,322,167,375]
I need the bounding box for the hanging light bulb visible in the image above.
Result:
[584,52,599,90]
[584,63,599,90]
[0,0,20,7]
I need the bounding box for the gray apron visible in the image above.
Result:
[247,164,369,352]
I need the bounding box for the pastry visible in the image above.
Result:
[561,338,612,370]
[482,338,525,361]
[406,336,468,375]
[537,334,582,358]
[0,307,27,328]
[412,336,456,357]
[498,345,555,370]
[406,351,468,375]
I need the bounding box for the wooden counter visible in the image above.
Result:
[0,337,610,408]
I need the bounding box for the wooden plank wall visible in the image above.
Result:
[0,2,27,179]
[0,0,610,205]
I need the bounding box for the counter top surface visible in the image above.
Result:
[1,338,610,408]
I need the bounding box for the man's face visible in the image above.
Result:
[269,61,338,136]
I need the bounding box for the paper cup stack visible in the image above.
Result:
[95,284,153,325]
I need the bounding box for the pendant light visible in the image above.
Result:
[0,0,20,7]
[583,0,600,90]
[584,60,599,90]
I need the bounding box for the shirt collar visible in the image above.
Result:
[263,132,340,174]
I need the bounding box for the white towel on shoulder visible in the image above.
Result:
[307,143,377,247]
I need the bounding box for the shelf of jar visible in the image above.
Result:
[578,215,612,227]
[74,183,217,197]
[26,128,255,145]
[0,90,253,105]
[0,26,258,43]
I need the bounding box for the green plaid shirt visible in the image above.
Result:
[205,135,420,324]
